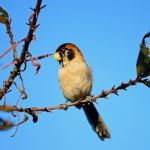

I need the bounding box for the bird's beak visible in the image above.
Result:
[54,52,62,61]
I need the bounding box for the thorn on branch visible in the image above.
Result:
[31,24,38,31]
[35,24,40,29]
[111,85,115,90]
[40,5,47,9]
[28,24,40,31]
[114,91,119,96]
[30,7,35,11]
[101,90,108,98]
[26,23,30,26]
[121,82,128,90]
[44,107,51,112]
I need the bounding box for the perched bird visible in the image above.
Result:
[54,43,110,140]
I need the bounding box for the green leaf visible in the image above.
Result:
[136,32,150,76]
[136,32,150,87]
[0,6,9,24]
[143,80,150,88]
[0,6,9,17]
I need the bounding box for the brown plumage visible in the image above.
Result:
[54,43,110,140]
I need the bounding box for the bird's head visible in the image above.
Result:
[54,43,84,66]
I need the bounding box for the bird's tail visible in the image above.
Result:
[82,102,110,140]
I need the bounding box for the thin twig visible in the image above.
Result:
[11,112,20,137]
[0,38,25,60]
[26,51,41,74]
[1,53,53,71]
[5,19,17,59]
[0,43,17,59]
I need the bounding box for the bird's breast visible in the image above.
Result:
[58,62,92,101]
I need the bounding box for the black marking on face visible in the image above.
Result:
[58,48,75,61]
[65,48,75,60]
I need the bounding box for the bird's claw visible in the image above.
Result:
[63,100,69,110]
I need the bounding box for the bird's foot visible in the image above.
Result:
[63,100,69,110]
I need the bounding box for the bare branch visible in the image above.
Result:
[2,74,146,117]
[0,0,43,100]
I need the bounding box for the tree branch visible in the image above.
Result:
[0,0,43,100]
[2,74,146,116]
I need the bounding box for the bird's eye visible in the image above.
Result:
[60,51,64,57]
[60,48,66,57]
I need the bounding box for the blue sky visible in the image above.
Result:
[0,0,150,150]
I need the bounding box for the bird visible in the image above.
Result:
[54,43,110,140]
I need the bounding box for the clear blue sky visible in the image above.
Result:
[0,0,150,150]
